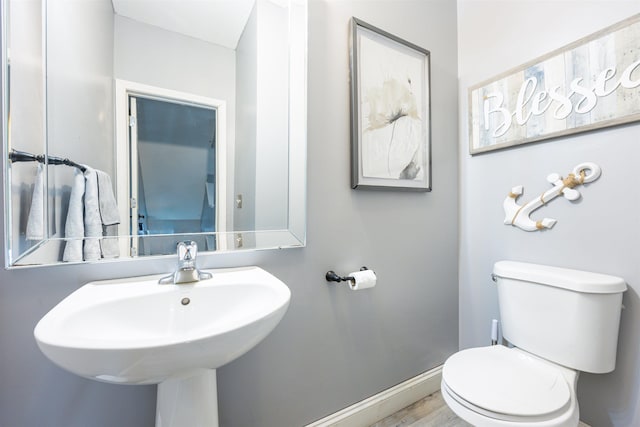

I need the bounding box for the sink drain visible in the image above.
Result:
[181,297,191,306]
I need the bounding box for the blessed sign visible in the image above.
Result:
[469,14,640,154]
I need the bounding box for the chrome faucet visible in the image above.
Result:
[159,241,213,284]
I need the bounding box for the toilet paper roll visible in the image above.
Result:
[348,269,376,290]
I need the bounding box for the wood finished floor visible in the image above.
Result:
[370,391,591,427]
[370,391,472,427]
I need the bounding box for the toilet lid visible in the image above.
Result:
[442,346,571,418]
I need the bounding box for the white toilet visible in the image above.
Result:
[442,261,627,427]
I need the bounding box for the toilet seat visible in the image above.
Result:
[442,346,577,425]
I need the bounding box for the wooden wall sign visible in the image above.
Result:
[469,14,640,155]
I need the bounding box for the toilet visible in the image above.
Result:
[442,261,627,427]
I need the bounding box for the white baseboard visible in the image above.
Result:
[305,364,591,427]
[306,365,442,427]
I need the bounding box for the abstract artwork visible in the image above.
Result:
[469,13,640,154]
[350,18,431,191]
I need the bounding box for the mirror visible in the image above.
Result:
[3,0,307,267]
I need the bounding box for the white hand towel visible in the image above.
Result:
[100,234,120,259]
[96,170,120,258]
[26,164,45,240]
[96,170,120,226]
[62,168,85,262]
[100,216,120,260]
[83,167,102,261]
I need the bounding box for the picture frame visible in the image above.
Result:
[469,13,640,155]
[349,18,431,191]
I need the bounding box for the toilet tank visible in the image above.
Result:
[493,261,626,374]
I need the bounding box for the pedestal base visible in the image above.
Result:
[156,370,218,427]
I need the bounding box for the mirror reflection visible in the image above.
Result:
[132,97,219,252]
[116,83,228,257]
[4,0,307,267]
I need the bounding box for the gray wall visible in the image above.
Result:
[234,4,258,234]
[114,15,237,233]
[254,0,289,233]
[44,0,114,262]
[0,1,459,426]
[47,0,114,176]
[457,2,640,427]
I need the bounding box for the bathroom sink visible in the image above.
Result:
[34,266,291,385]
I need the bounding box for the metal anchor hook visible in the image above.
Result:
[503,162,601,231]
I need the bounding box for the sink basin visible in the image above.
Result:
[34,266,291,426]
[35,266,291,384]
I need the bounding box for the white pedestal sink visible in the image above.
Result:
[34,266,291,427]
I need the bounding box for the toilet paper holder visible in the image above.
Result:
[325,267,369,284]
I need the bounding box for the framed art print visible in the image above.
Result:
[349,18,431,191]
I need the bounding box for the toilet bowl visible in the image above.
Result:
[441,346,579,427]
[442,261,627,427]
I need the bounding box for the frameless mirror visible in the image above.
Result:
[3,0,307,267]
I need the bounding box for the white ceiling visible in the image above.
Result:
[111,0,256,49]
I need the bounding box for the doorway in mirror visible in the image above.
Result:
[115,80,228,257]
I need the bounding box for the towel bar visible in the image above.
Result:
[8,149,87,172]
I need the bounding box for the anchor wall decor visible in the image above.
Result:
[504,162,601,231]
